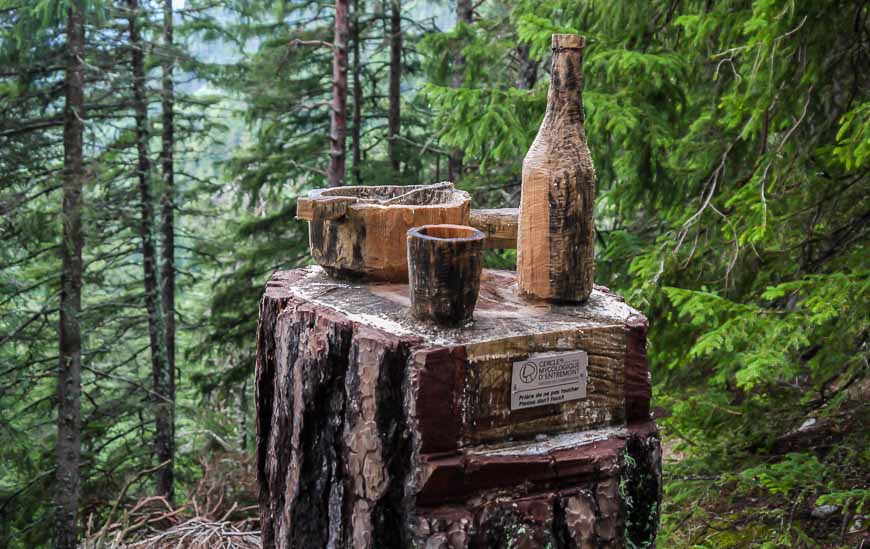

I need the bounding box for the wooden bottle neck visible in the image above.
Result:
[543,47,585,126]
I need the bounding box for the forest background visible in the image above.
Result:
[1,0,868,547]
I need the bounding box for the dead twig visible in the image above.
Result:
[95,460,172,543]
[288,38,335,50]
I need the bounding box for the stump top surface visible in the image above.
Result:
[266,267,644,345]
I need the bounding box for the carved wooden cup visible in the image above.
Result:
[407,224,485,326]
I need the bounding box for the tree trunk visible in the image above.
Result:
[387,0,401,179]
[516,42,539,90]
[55,3,85,546]
[256,268,661,548]
[447,0,472,182]
[351,0,362,185]
[129,0,173,499]
[328,0,351,187]
[239,379,249,451]
[159,0,176,501]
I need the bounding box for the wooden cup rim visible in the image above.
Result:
[407,224,486,243]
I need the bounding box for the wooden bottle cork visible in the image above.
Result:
[551,34,586,49]
[407,224,485,326]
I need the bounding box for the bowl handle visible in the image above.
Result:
[296,196,355,221]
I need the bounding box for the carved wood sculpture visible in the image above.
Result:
[518,34,596,302]
[407,224,484,326]
[468,208,518,249]
[256,267,661,548]
[296,183,471,281]
[296,183,520,282]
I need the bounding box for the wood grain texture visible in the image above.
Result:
[298,184,521,279]
[518,34,595,302]
[462,326,626,445]
[469,207,518,249]
[256,268,660,548]
[407,225,484,326]
[298,183,471,281]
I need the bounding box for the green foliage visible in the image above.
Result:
[2,0,868,546]
[423,0,869,545]
[817,488,870,517]
[663,270,868,391]
[740,453,827,497]
[834,102,870,170]
[422,85,542,170]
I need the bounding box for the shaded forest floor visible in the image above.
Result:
[658,383,869,548]
[84,452,260,548]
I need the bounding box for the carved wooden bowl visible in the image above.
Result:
[296,183,472,281]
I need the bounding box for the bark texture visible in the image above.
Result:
[159,0,177,501]
[256,268,660,548]
[56,3,85,546]
[518,34,595,303]
[328,0,351,187]
[129,0,173,498]
[469,207,518,249]
[256,271,414,548]
[516,42,539,90]
[351,0,362,184]
[407,225,484,326]
[388,0,402,178]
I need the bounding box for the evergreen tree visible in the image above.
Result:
[1,0,218,543]
[159,0,177,496]
[56,1,86,545]
[446,0,471,182]
[128,0,173,500]
[387,0,401,178]
[351,0,363,183]
[329,0,350,186]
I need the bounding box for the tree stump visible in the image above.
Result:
[256,267,661,548]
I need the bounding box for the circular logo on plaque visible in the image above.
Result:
[520,362,537,384]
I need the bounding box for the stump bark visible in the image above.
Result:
[256,267,661,548]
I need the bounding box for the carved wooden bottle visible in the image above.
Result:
[518,34,595,302]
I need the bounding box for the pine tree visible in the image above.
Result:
[328,0,350,186]
[127,0,172,499]
[1,0,225,544]
[351,0,363,184]
[387,0,401,178]
[56,1,86,545]
[159,0,176,496]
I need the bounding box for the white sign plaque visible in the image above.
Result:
[510,351,588,410]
